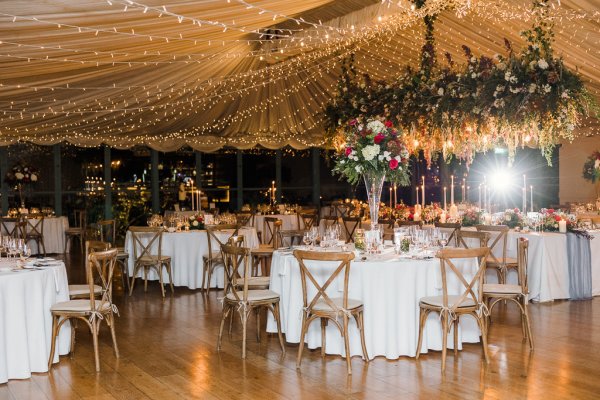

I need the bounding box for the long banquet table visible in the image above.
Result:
[266,248,481,360]
[0,259,71,383]
[124,227,259,290]
[2,216,69,254]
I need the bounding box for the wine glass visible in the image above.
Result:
[303,232,311,248]
[439,232,448,248]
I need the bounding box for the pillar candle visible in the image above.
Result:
[559,219,567,233]
[450,175,454,205]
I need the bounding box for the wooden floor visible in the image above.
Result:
[2,253,600,400]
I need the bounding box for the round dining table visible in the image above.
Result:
[0,259,71,383]
[1,216,69,254]
[266,247,481,360]
[125,227,259,290]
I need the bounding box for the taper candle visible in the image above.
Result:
[451,175,455,205]
[443,187,447,210]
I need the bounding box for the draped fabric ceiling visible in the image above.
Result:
[0,0,598,151]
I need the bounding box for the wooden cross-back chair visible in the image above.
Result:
[277,229,306,248]
[483,237,533,349]
[23,214,46,256]
[0,216,21,238]
[457,230,490,249]
[475,225,517,284]
[128,226,173,297]
[217,244,285,359]
[320,215,339,232]
[435,222,462,247]
[293,249,369,375]
[331,201,351,218]
[68,240,111,299]
[202,223,241,291]
[416,247,491,371]
[48,248,120,372]
[262,217,280,246]
[298,212,318,230]
[251,219,281,278]
[64,209,86,254]
[377,219,396,230]
[98,219,130,292]
[235,212,254,227]
[341,216,362,243]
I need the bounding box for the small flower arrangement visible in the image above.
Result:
[582,151,600,183]
[461,207,482,227]
[188,214,205,230]
[503,208,523,229]
[421,204,445,223]
[536,208,574,232]
[393,203,414,221]
[4,163,40,186]
[332,117,411,186]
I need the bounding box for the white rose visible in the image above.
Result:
[504,71,511,81]
[30,174,37,182]
[192,220,199,226]
[497,62,506,71]
[361,144,380,161]
[538,59,549,69]
[470,56,477,63]
[561,90,569,99]
[366,120,385,134]
[528,83,537,93]
[437,87,444,96]
[355,165,362,173]
[543,84,551,93]
[15,172,24,180]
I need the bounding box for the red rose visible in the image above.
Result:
[374,133,385,144]
[384,120,393,128]
[389,159,399,170]
[547,208,555,214]
[345,147,353,156]
[554,215,562,222]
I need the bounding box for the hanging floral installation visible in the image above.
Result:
[582,151,600,184]
[325,0,597,168]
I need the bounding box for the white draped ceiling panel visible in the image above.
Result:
[0,0,598,151]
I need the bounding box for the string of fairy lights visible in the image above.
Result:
[0,0,598,149]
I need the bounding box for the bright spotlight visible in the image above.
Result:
[490,170,511,191]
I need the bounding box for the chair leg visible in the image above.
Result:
[357,312,369,362]
[167,263,174,294]
[272,303,285,354]
[129,266,138,296]
[91,319,101,372]
[64,235,69,254]
[320,318,327,357]
[158,265,166,298]
[217,304,231,351]
[239,307,249,359]
[522,301,534,350]
[477,313,490,364]
[47,315,59,370]
[201,260,208,292]
[108,313,120,358]
[143,267,149,292]
[255,308,261,342]
[70,319,77,357]
[228,310,235,335]
[296,313,308,369]
[342,315,352,375]
[453,317,459,356]
[415,307,426,359]
[441,315,449,372]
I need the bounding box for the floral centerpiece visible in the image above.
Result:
[393,203,414,221]
[421,204,445,223]
[461,207,482,227]
[188,214,205,230]
[503,208,523,229]
[4,163,40,208]
[535,208,573,232]
[332,117,411,227]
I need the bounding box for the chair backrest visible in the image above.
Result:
[98,219,117,245]
[475,225,509,265]
[332,201,351,218]
[434,222,461,247]
[0,216,20,237]
[457,230,490,249]
[436,247,490,313]
[206,223,241,258]
[320,215,339,231]
[85,240,111,263]
[23,214,44,237]
[278,229,306,248]
[298,212,318,230]
[262,217,281,246]
[72,209,87,229]
[87,248,118,315]
[378,219,396,230]
[235,212,254,227]
[397,220,423,228]
[221,243,252,302]
[293,250,355,317]
[517,237,529,293]
[341,216,361,243]
[129,226,164,265]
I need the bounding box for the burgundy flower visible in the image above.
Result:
[389,159,399,170]
[384,120,393,128]
[345,147,353,156]
[374,133,385,145]
[349,119,358,126]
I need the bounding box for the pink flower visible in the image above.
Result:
[514,208,520,213]
[345,147,353,156]
[389,159,399,170]
[374,133,385,144]
[384,120,393,128]
[349,119,358,126]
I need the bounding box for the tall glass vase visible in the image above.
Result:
[363,171,386,229]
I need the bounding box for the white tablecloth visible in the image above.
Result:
[3,216,68,254]
[0,260,71,383]
[253,214,299,243]
[125,227,259,290]
[266,250,481,360]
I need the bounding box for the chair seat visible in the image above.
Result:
[117,251,129,259]
[203,252,222,262]
[235,276,271,288]
[138,255,171,264]
[312,297,363,313]
[51,299,112,313]
[251,245,274,256]
[65,227,84,234]
[487,257,518,267]
[226,289,279,302]
[68,284,102,297]
[420,295,476,309]
[483,283,523,295]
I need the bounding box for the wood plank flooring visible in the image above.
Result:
[2,252,600,399]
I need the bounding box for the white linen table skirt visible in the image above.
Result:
[266,250,481,360]
[0,261,71,383]
[3,216,68,254]
[125,227,259,290]
[253,214,299,243]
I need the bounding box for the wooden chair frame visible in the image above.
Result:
[397,220,423,228]
[457,231,490,249]
[416,247,491,371]
[69,240,111,300]
[64,209,86,254]
[293,249,369,374]
[476,225,516,283]
[98,219,130,292]
[298,212,318,230]
[203,224,241,291]
[235,212,254,227]
[23,214,46,256]
[217,244,285,359]
[48,248,120,372]
[0,216,20,238]
[129,227,174,297]
[251,220,281,278]
[277,229,306,248]
[341,216,362,243]
[435,222,461,247]
[262,217,280,246]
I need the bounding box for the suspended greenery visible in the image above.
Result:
[325,0,597,167]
